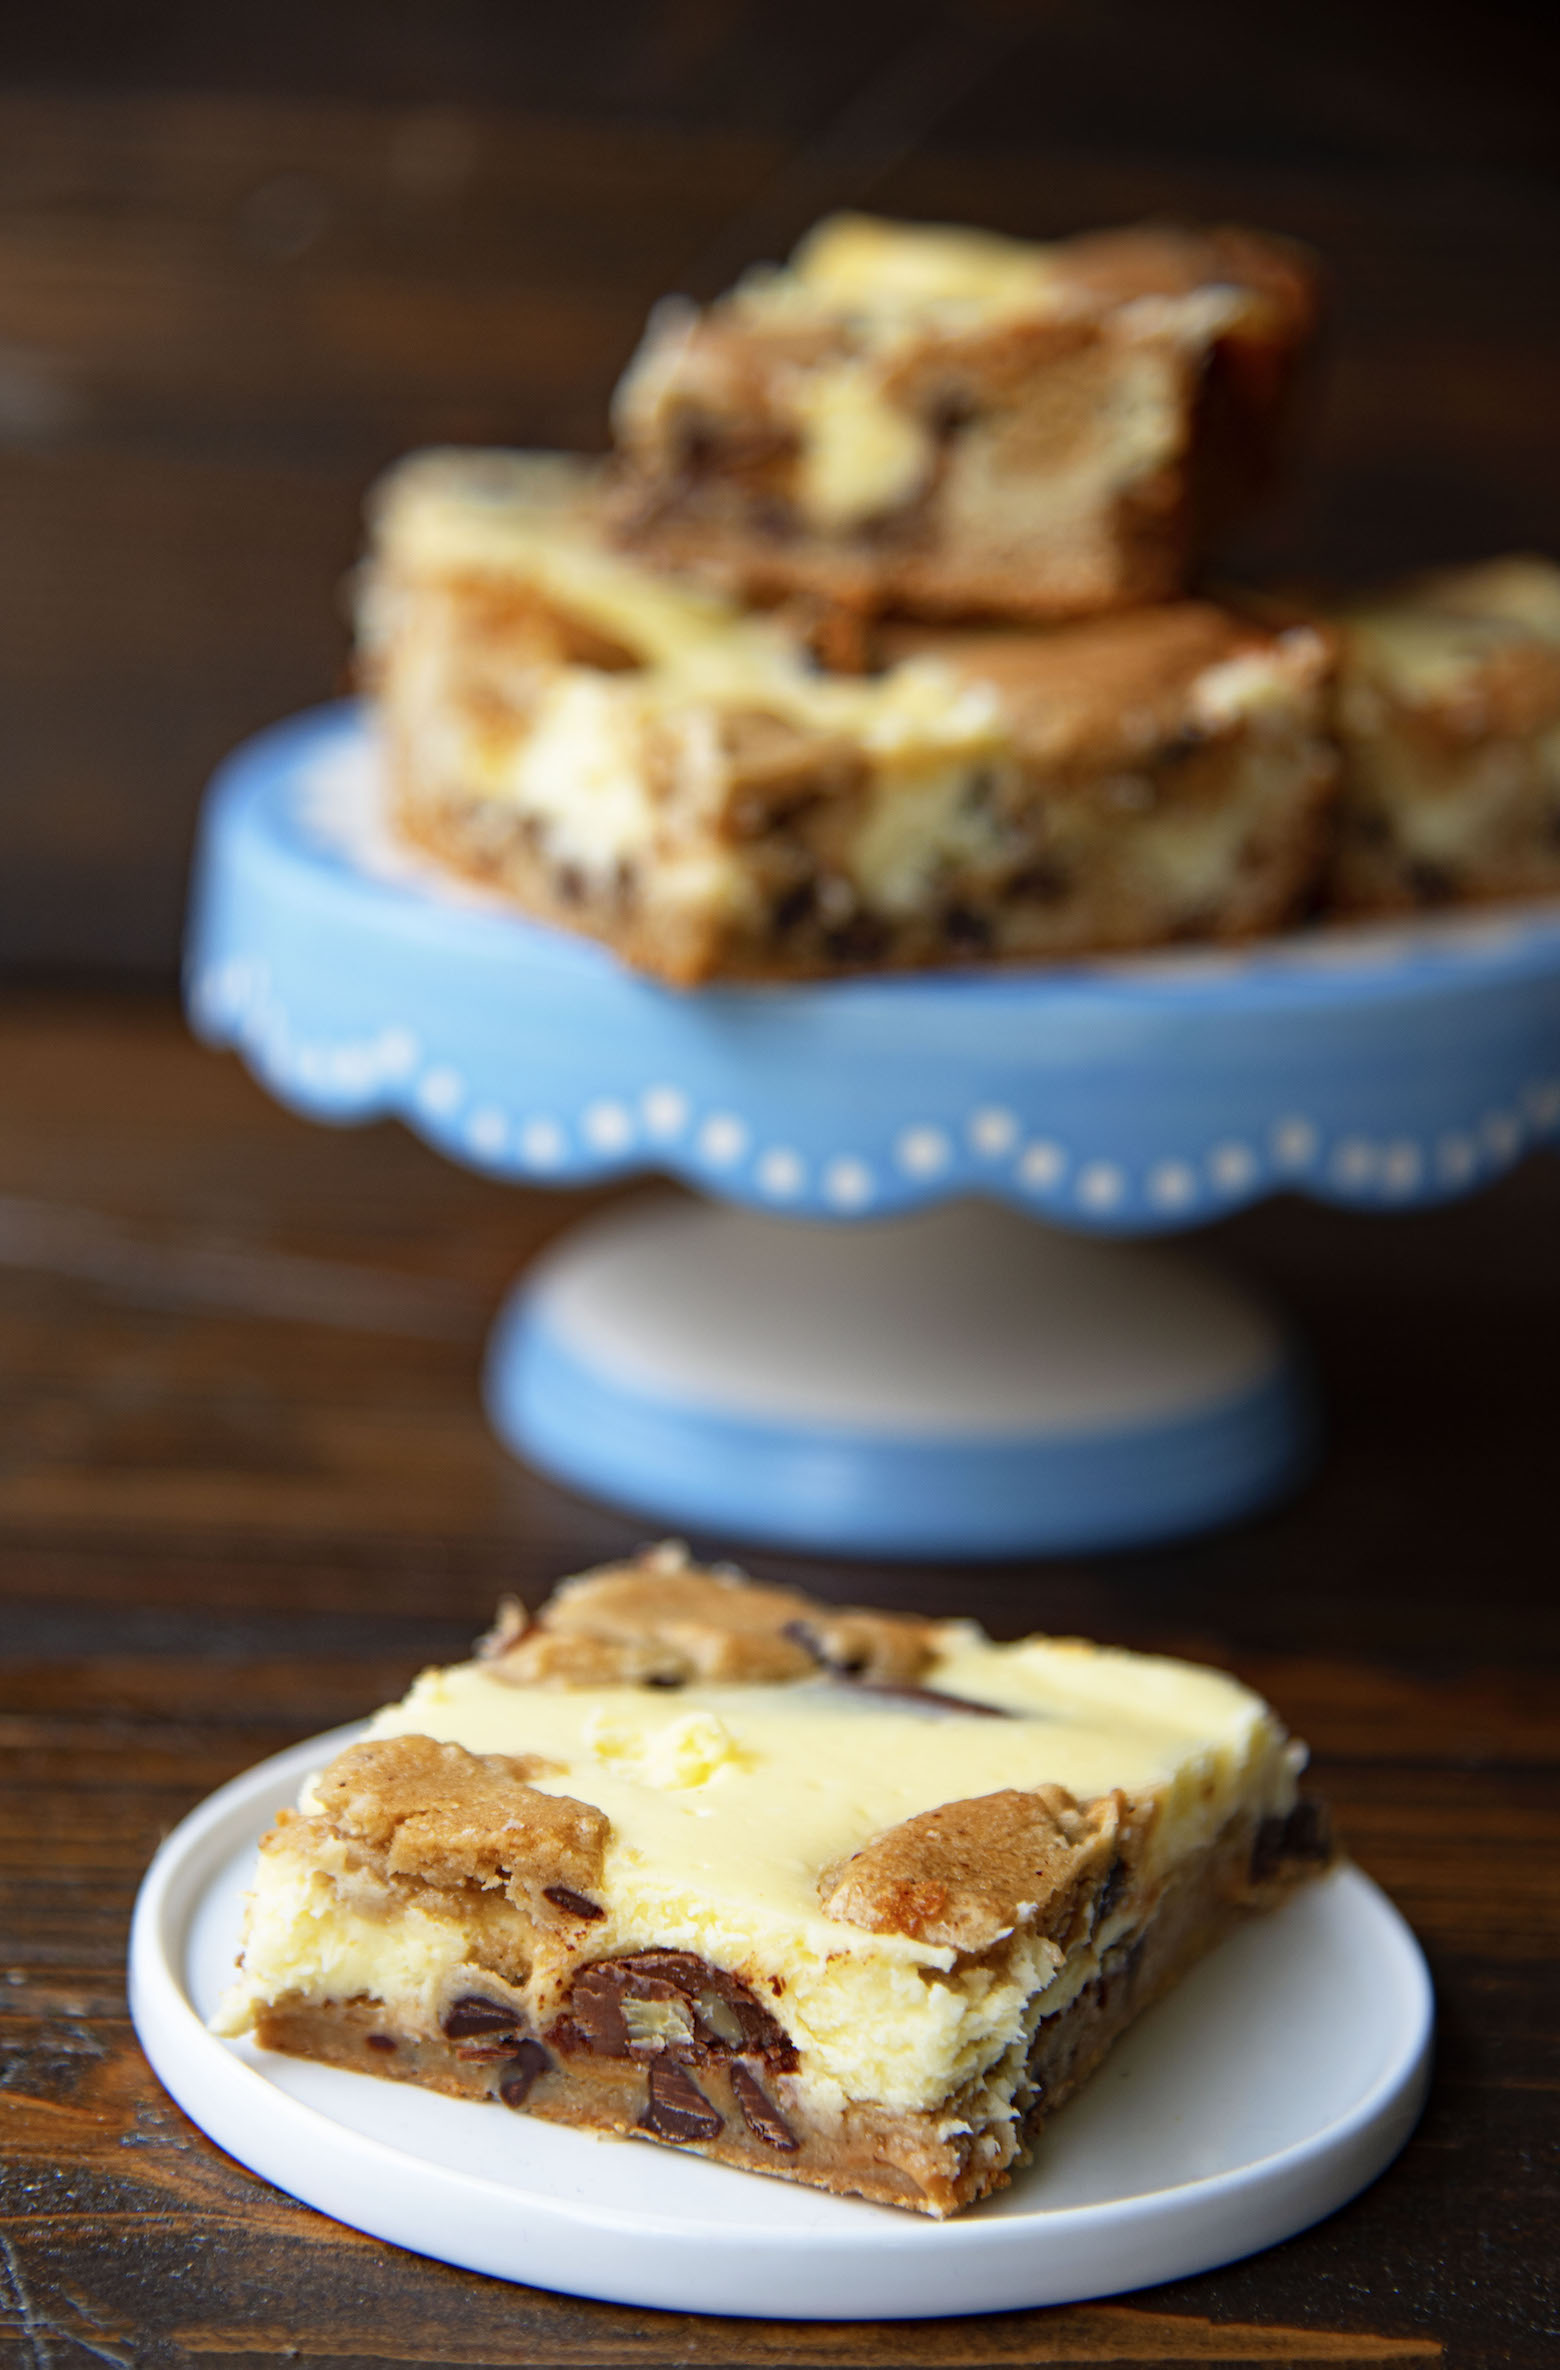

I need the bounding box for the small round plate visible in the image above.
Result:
[131,1730,1433,2321]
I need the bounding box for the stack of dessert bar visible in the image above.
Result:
[360,213,1560,983]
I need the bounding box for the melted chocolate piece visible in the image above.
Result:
[558,1950,796,2067]
[641,2062,722,2144]
[731,2062,798,2153]
[1405,857,1456,903]
[783,1621,1011,1715]
[1250,1798,1333,1884]
[365,2033,397,2053]
[1092,1855,1127,1931]
[848,1679,1012,1717]
[442,1993,520,2040]
[498,2039,551,2110]
[784,1618,866,1676]
[942,903,993,953]
[543,1884,605,1921]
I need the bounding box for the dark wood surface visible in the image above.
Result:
[0,996,1556,2368]
[2,0,1559,975]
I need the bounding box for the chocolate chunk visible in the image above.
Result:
[784,1622,1009,1714]
[498,2038,551,2110]
[1159,727,1208,766]
[822,914,889,964]
[365,2033,397,2053]
[772,880,817,935]
[641,2062,722,2144]
[731,2062,798,2152]
[1282,1799,1333,1862]
[942,904,992,953]
[566,1962,687,2056]
[848,1680,1011,1718]
[1008,858,1070,904]
[1092,1855,1127,1930]
[543,1884,605,1921]
[1405,857,1455,903]
[442,1993,520,2040]
[1250,1798,1334,1883]
[784,1618,866,1677]
[1095,1932,1145,2013]
[560,1950,795,2066]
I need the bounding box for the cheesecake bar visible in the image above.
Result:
[216,1547,1334,2218]
[362,448,1337,983]
[609,212,1318,626]
[1329,556,1560,912]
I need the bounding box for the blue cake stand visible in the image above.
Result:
[187,704,1560,1559]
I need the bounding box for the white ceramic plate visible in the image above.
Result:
[130,1728,1432,2321]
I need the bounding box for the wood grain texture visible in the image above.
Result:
[0,999,1556,2365]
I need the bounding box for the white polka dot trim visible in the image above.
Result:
[518,1117,566,1170]
[1147,1159,1198,1212]
[756,1147,806,1199]
[191,963,1558,1220]
[1076,1161,1126,1213]
[969,1106,1019,1158]
[1018,1140,1067,1191]
[697,1113,750,1167]
[641,1086,689,1139]
[466,1106,507,1157]
[1208,1142,1258,1194]
[1271,1116,1318,1170]
[417,1066,463,1118]
[582,1100,634,1154]
[896,1125,951,1178]
[822,1157,875,1211]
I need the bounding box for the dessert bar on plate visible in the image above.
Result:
[1330,556,1560,914]
[361,448,1336,984]
[216,1547,1333,2217]
[609,213,1317,626]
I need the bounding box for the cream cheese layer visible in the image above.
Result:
[221,1632,1296,2113]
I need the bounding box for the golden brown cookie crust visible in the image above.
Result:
[479,1541,941,1688]
[309,1734,609,1919]
[818,1783,1125,1955]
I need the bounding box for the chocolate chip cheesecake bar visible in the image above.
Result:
[362,448,1337,983]
[609,213,1317,627]
[1329,556,1560,913]
[216,1548,1333,2217]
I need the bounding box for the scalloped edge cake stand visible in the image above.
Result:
[186,704,1560,1559]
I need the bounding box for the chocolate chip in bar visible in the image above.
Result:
[543,1883,606,1921]
[846,1680,1013,1718]
[561,1950,796,2066]
[498,2038,551,2109]
[641,2062,723,2143]
[731,2062,798,2152]
[1250,1798,1334,1883]
[442,1992,520,2040]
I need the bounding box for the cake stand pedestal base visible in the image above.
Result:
[488,1198,1309,1559]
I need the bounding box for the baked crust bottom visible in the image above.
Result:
[249,1809,1328,2218]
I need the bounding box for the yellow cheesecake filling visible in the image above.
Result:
[218,1631,1296,2115]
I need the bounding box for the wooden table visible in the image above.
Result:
[1,996,1556,2367]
